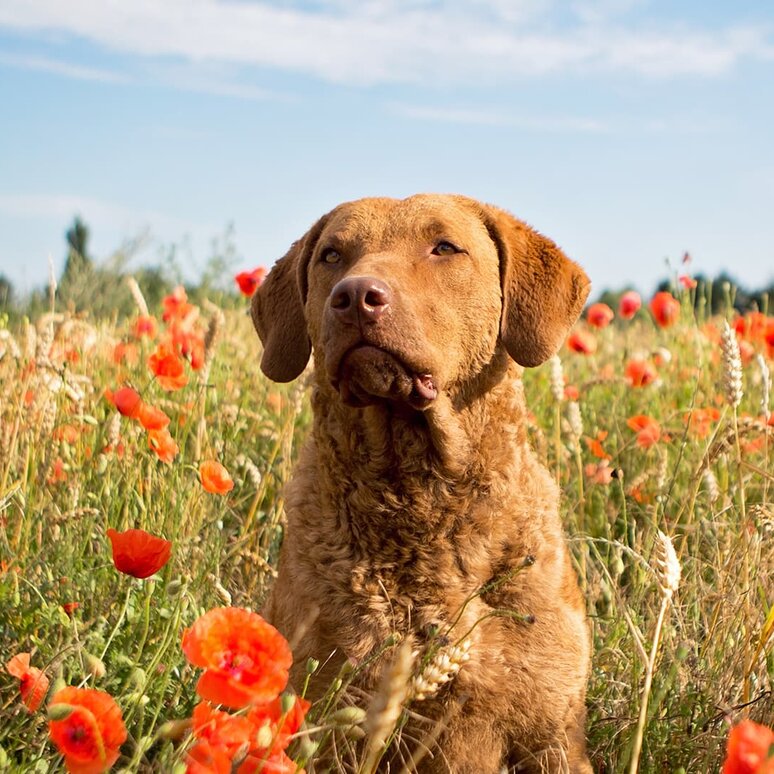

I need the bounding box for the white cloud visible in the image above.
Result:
[144,61,292,102]
[0,0,770,86]
[0,51,129,82]
[390,103,608,132]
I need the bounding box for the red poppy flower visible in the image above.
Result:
[183,333,206,371]
[586,303,614,329]
[733,314,762,342]
[162,286,196,323]
[650,292,680,328]
[6,652,50,712]
[147,427,179,463]
[186,739,232,774]
[564,384,580,401]
[137,403,170,431]
[239,750,304,774]
[235,268,267,297]
[200,460,235,495]
[191,696,309,773]
[566,329,597,355]
[626,415,662,448]
[53,424,81,444]
[48,686,127,774]
[191,702,255,754]
[148,344,188,391]
[678,274,697,290]
[738,339,756,366]
[182,608,293,709]
[132,315,157,339]
[625,359,658,387]
[108,387,143,419]
[683,407,721,439]
[618,290,641,320]
[106,528,172,579]
[247,694,310,756]
[585,461,613,486]
[47,457,68,485]
[112,342,139,366]
[583,431,610,460]
[62,602,80,617]
[722,719,774,774]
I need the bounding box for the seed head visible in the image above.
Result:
[549,356,565,403]
[757,353,771,421]
[408,638,471,701]
[653,530,681,599]
[702,468,720,504]
[567,401,584,441]
[720,321,743,408]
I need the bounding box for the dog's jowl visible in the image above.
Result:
[252,194,593,773]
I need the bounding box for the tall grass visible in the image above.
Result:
[0,279,772,772]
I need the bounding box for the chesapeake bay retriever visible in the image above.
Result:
[251,194,592,773]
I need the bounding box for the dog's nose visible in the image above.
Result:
[330,276,391,324]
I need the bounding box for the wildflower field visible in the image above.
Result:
[0,274,773,773]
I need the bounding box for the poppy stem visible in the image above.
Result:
[134,581,154,663]
[100,584,132,661]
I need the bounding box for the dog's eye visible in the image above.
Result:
[432,241,460,256]
[320,248,341,264]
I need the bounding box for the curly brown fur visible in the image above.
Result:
[252,194,593,773]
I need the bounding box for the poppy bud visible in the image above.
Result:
[84,653,106,680]
[280,692,297,715]
[255,723,274,749]
[157,719,191,741]
[48,703,76,721]
[332,706,367,727]
[129,667,146,689]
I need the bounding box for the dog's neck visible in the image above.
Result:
[309,351,530,519]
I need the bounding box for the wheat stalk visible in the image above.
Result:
[720,321,743,408]
[628,530,681,774]
[549,355,565,403]
[125,276,149,316]
[361,639,414,774]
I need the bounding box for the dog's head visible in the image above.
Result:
[252,194,589,410]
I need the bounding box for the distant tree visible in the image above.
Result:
[63,217,93,280]
[0,274,14,310]
[59,216,97,310]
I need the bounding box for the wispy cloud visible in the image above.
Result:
[0,1,770,86]
[0,193,210,242]
[0,51,129,83]
[390,103,608,132]
[145,62,292,103]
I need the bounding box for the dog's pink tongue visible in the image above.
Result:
[413,374,437,403]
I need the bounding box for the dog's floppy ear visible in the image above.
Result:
[482,204,590,367]
[251,215,329,382]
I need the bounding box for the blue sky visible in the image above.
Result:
[1,0,773,299]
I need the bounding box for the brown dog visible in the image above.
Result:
[251,194,592,773]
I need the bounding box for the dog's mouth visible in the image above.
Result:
[332,345,438,410]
